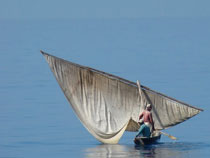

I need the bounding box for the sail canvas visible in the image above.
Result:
[41,51,202,144]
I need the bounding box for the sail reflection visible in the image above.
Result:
[84,144,139,158]
[84,142,205,158]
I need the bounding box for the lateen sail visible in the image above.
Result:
[41,51,203,144]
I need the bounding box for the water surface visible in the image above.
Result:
[0,18,210,157]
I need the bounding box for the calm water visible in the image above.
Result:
[0,18,210,157]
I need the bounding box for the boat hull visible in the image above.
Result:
[134,134,161,145]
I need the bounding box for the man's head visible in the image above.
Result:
[146,104,152,111]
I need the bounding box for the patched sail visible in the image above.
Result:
[41,51,202,144]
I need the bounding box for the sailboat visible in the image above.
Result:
[40,50,203,144]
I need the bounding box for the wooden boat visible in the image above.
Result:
[134,132,161,145]
[41,51,203,144]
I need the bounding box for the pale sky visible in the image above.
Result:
[0,0,210,19]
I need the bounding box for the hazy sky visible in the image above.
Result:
[0,0,210,19]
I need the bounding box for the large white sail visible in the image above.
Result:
[41,51,202,144]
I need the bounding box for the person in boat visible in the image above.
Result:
[136,104,155,138]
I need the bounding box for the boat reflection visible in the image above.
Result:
[84,142,205,158]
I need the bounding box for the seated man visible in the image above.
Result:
[136,104,155,137]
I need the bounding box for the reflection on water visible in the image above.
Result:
[84,142,209,158]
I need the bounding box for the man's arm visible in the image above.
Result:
[139,111,144,120]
